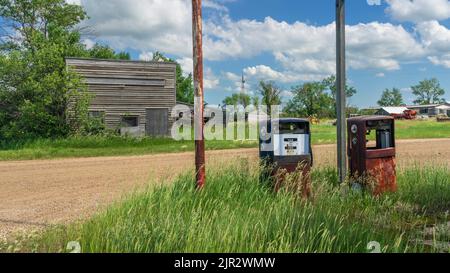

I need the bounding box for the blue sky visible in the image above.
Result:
[22,1,450,107]
[197,0,449,107]
[201,0,450,107]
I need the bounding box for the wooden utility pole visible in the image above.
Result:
[336,0,347,183]
[192,0,206,189]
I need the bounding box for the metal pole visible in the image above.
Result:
[336,0,347,183]
[192,0,206,189]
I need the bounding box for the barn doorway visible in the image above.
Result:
[146,108,169,137]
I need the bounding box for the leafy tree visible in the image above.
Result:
[322,75,357,99]
[252,95,260,108]
[322,75,357,118]
[346,106,360,117]
[411,78,446,105]
[222,93,251,108]
[0,0,92,140]
[152,51,194,104]
[284,82,333,118]
[377,88,404,106]
[258,81,282,115]
[86,44,130,60]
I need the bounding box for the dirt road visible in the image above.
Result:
[1,138,449,239]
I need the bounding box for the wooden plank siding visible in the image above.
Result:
[66,58,177,136]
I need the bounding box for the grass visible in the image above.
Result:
[5,161,449,253]
[0,120,448,161]
[0,136,258,161]
[313,119,450,144]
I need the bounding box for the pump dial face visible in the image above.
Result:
[351,124,358,134]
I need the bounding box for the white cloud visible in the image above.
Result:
[386,0,450,22]
[204,68,220,90]
[416,20,450,68]
[75,0,237,59]
[138,51,153,61]
[428,55,450,68]
[205,17,425,75]
[224,72,241,82]
[222,72,245,92]
[78,0,193,57]
[375,72,386,77]
[416,21,450,50]
[73,0,449,84]
[203,0,229,12]
[244,65,322,83]
[82,38,96,50]
[347,22,425,70]
[176,57,194,75]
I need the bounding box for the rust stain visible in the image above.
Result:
[347,116,397,196]
[366,157,397,195]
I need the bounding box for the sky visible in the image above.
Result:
[68,0,450,107]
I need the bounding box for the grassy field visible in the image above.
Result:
[313,119,450,144]
[4,161,449,253]
[0,120,448,161]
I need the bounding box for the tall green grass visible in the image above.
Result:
[11,161,449,253]
[1,120,448,161]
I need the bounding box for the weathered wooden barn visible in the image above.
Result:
[66,58,176,136]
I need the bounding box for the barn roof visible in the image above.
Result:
[436,105,450,110]
[378,107,409,114]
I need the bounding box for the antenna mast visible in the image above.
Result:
[241,71,246,95]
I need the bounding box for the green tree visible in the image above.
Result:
[322,75,357,99]
[0,0,92,140]
[322,75,357,118]
[258,81,282,115]
[86,44,130,60]
[252,95,260,108]
[222,93,251,108]
[411,78,446,105]
[377,88,404,106]
[284,82,333,118]
[152,51,194,104]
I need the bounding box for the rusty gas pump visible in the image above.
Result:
[347,116,397,195]
[259,118,313,198]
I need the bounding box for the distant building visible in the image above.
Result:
[66,58,177,137]
[375,107,409,116]
[405,103,450,117]
[370,103,450,118]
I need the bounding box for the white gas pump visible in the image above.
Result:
[259,118,313,197]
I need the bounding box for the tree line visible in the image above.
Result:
[223,77,447,118]
[222,76,357,119]
[378,78,446,107]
